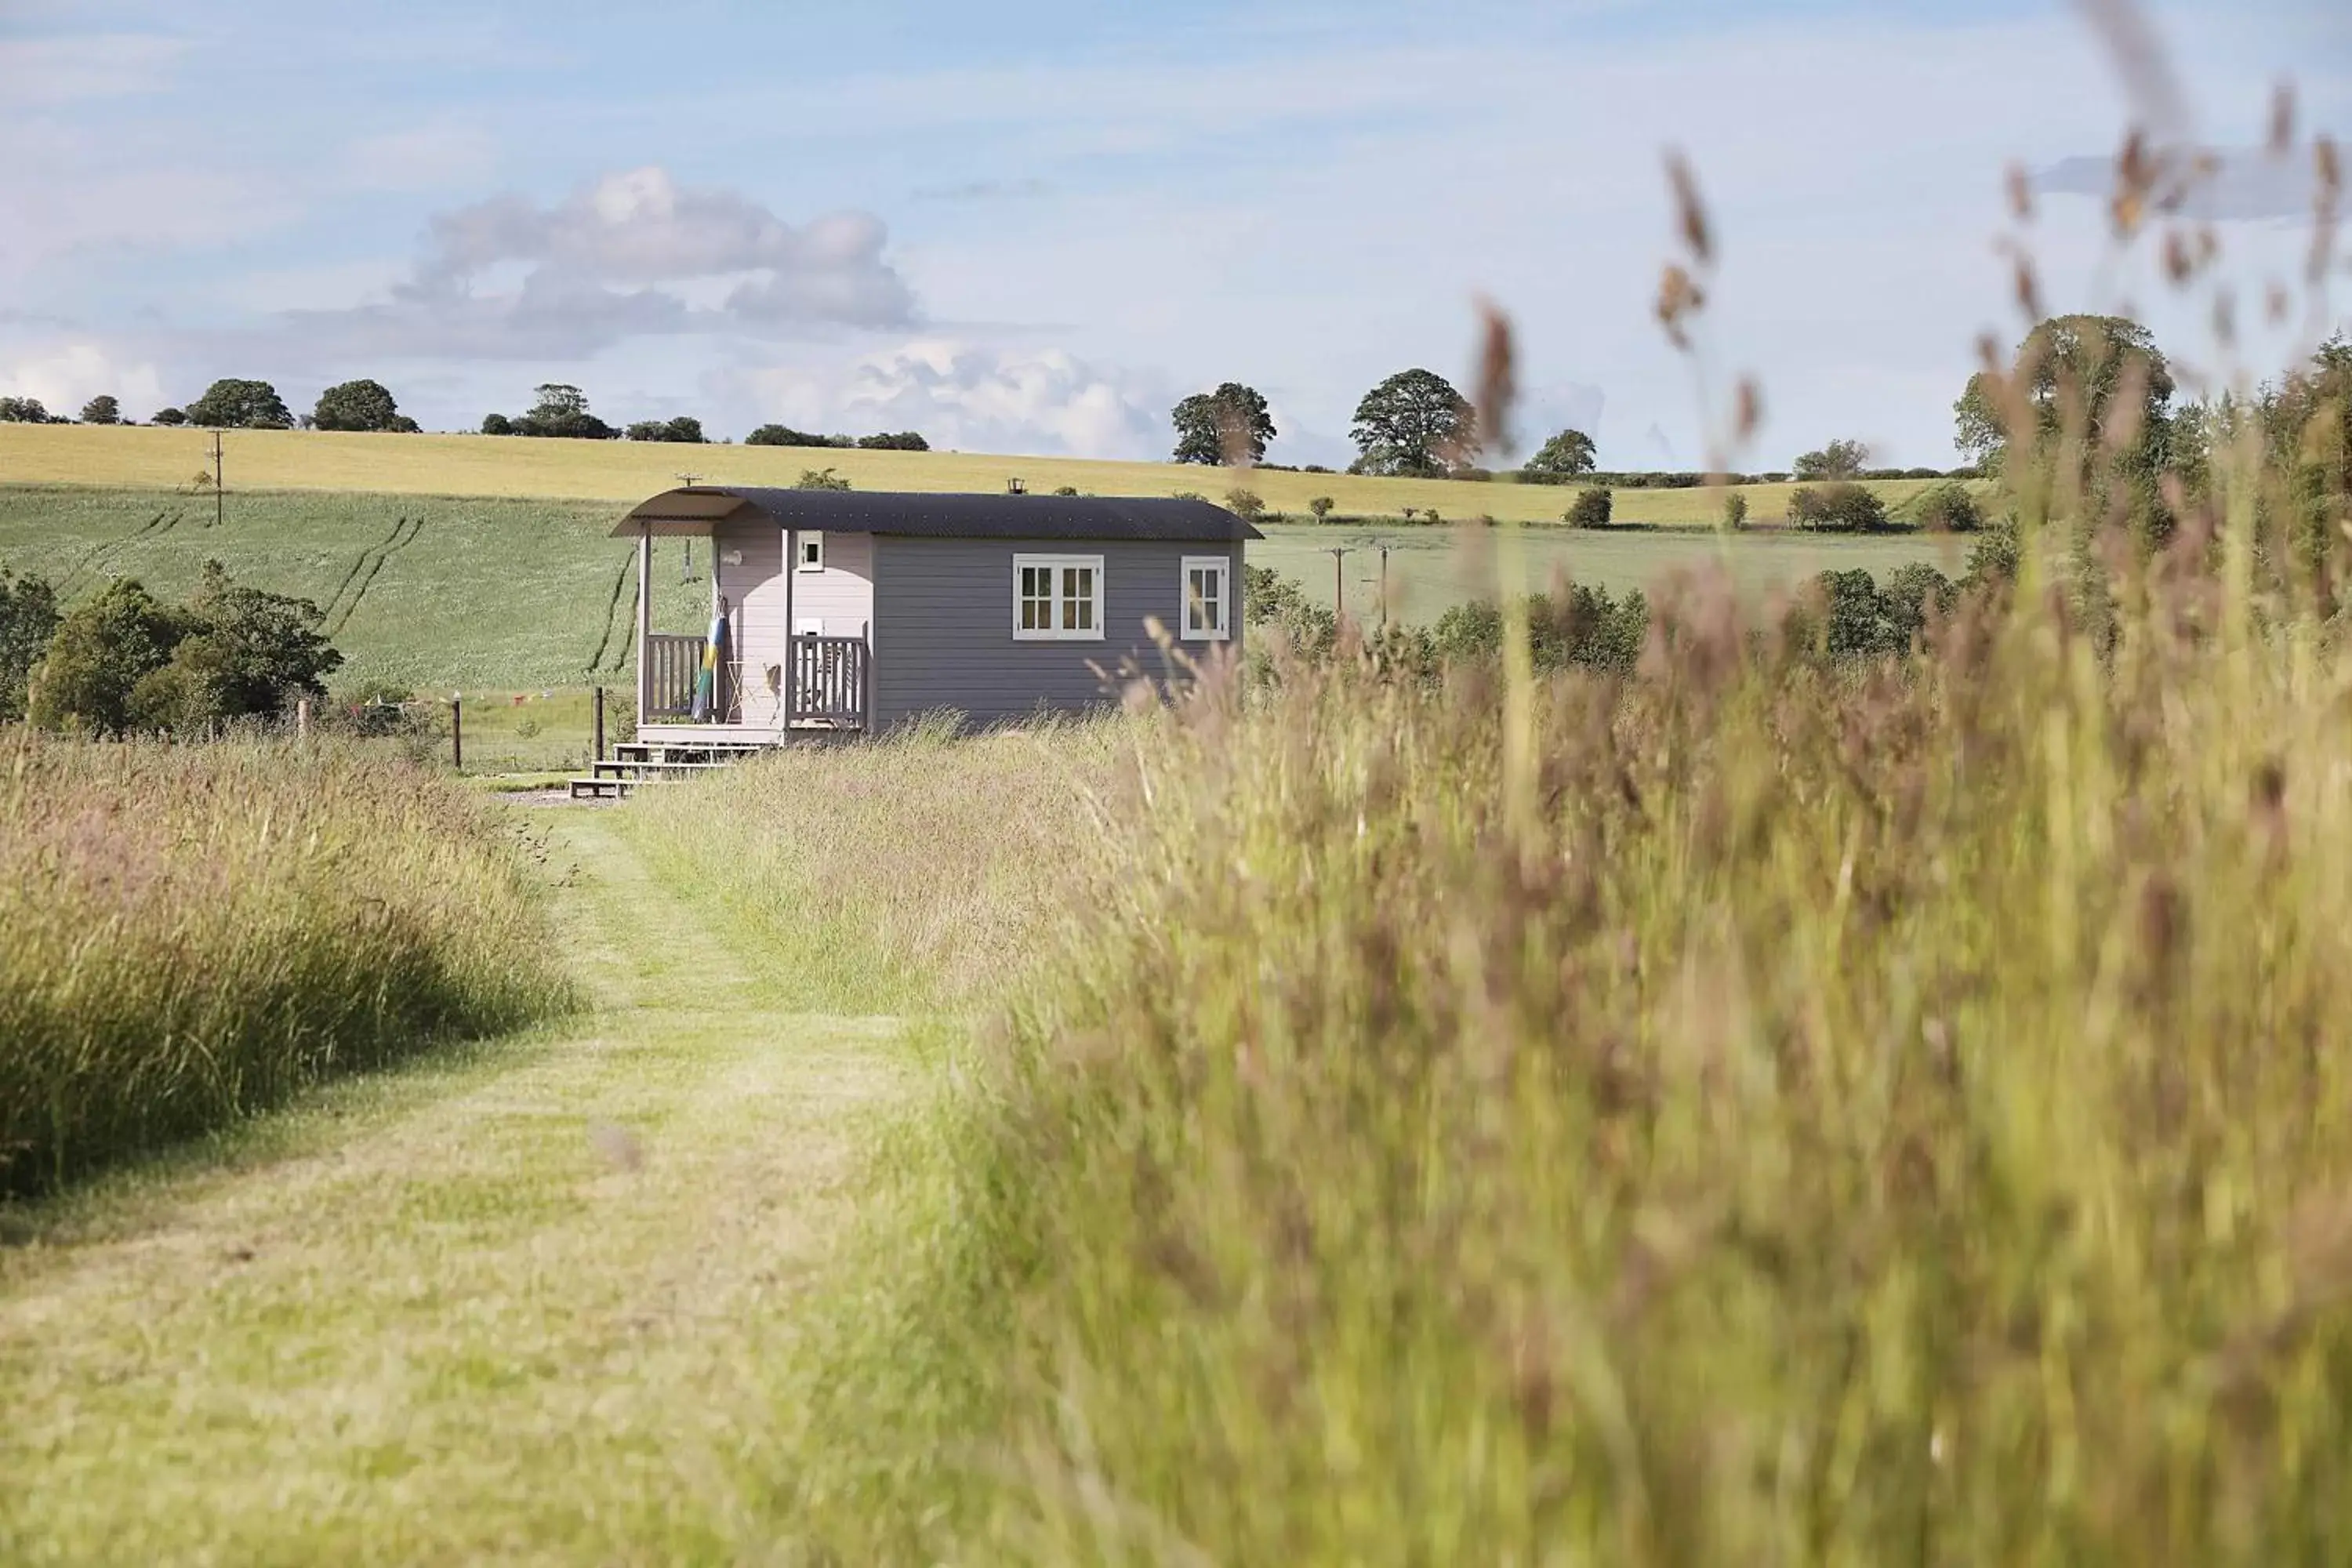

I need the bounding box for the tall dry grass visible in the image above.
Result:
[627,715,1123,1013]
[0,735,571,1192]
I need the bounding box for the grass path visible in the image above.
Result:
[0,807,908,1564]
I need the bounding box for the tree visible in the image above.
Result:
[1723,492,1750,530]
[1223,487,1266,521]
[1792,437,1870,481]
[0,567,60,723]
[856,430,929,451]
[481,413,516,436]
[626,417,708,443]
[1171,383,1276,466]
[25,579,191,733]
[795,467,851,491]
[0,396,53,423]
[1565,488,1613,528]
[1523,427,1598,478]
[1349,369,1474,476]
[747,424,836,448]
[1955,314,2174,476]
[186,378,293,429]
[1308,495,1335,521]
[312,379,405,433]
[79,395,122,426]
[1788,481,1891,532]
[152,407,188,426]
[497,383,617,440]
[24,563,339,734]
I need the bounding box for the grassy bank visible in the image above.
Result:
[0,735,572,1192]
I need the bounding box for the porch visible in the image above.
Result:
[617,497,873,743]
[637,629,870,739]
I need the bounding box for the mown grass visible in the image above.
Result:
[0,421,1947,525]
[0,734,573,1193]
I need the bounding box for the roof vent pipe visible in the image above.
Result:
[1007,477,1027,495]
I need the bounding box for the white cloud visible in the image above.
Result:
[272,167,919,362]
[0,343,162,414]
[720,339,1165,459]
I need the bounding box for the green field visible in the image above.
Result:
[1252,521,1962,622]
[0,485,1961,691]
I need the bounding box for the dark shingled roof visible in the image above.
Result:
[614,485,1262,541]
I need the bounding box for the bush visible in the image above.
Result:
[1788,480,1892,532]
[1309,496,1335,521]
[796,467,852,492]
[1724,491,1750,529]
[1052,485,1080,497]
[0,567,60,723]
[25,563,339,735]
[1914,481,1984,532]
[1564,488,1613,528]
[856,430,930,451]
[1223,487,1267,521]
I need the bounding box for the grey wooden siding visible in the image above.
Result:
[786,529,874,637]
[714,521,787,725]
[870,535,1240,731]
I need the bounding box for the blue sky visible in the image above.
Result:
[2,0,2345,467]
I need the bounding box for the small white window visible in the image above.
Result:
[1012,553,1104,641]
[1180,556,1230,641]
[797,531,825,572]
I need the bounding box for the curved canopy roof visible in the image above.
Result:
[612,485,1261,541]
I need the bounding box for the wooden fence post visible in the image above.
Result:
[593,685,606,762]
[296,697,311,739]
[451,693,463,773]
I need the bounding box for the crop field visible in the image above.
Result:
[0,483,1958,694]
[0,485,709,690]
[0,421,1950,527]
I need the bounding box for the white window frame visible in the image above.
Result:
[1011,553,1105,641]
[797,531,825,572]
[1180,555,1232,641]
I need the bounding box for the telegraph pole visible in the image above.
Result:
[1327,546,1352,622]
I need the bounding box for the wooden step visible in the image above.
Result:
[592,759,736,778]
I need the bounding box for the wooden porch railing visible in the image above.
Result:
[644,633,702,719]
[790,635,868,728]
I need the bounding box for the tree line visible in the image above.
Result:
[0,377,933,451]
[1165,372,1982,489]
